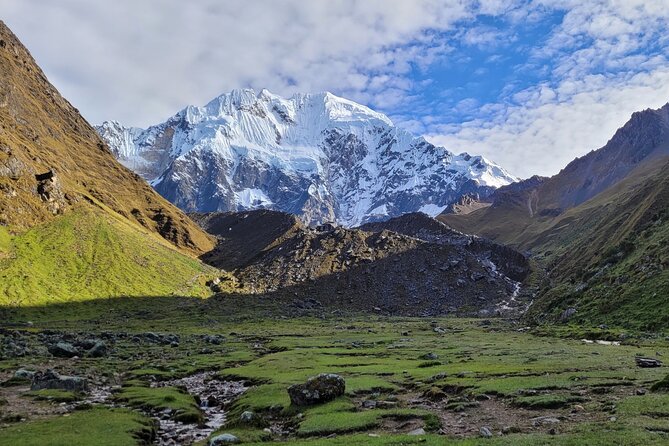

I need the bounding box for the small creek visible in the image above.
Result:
[76,371,246,446]
[151,372,247,446]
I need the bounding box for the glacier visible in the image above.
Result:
[97,88,516,226]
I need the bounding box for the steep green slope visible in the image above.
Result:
[440,104,669,330]
[0,207,215,306]
[0,21,222,305]
[443,157,669,329]
[524,160,669,329]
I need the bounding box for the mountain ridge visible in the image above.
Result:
[440,103,669,328]
[98,88,516,226]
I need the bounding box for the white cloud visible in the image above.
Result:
[4,0,669,180]
[428,68,669,177]
[3,0,474,126]
[427,0,669,177]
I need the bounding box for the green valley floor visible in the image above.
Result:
[0,297,668,445]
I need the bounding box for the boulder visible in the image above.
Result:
[240,411,255,423]
[636,357,662,368]
[479,426,493,438]
[209,433,240,445]
[48,342,79,358]
[31,369,88,392]
[87,341,108,358]
[288,373,345,406]
[13,369,35,380]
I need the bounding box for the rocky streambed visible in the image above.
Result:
[151,372,247,446]
[63,371,247,445]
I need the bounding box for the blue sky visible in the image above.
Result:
[5,1,669,178]
[387,11,566,130]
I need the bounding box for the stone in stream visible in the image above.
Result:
[287,373,345,406]
[209,433,240,445]
[31,369,88,392]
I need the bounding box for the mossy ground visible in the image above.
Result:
[0,407,154,446]
[115,384,202,423]
[1,300,668,445]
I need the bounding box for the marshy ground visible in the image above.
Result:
[0,297,668,445]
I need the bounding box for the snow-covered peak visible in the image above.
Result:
[98,89,517,226]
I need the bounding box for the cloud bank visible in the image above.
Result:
[4,0,669,178]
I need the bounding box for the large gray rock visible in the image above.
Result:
[31,369,88,392]
[636,357,662,368]
[288,373,345,406]
[86,341,108,358]
[48,342,79,358]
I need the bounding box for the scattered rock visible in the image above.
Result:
[532,416,561,426]
[240,411,255,423]
[635,388,647,395]
[361,400,377,409]
[48,341,79,358]
[13,369,35,380]
[479,426,493,438]
[635,357,662,368]
[408,428,426,436]
[209,433,240,445]
[287,373,345,406]
[421,352,439,360]
[502,426,521,435]
[31,369,88,392]
[86,341,107,358]
[203,335,224,345]
[375,400,398,409]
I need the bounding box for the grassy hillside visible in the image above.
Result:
[442,157,669,329]
[523,160,669,329]
[0,206,216,306]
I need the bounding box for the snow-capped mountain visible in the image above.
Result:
[97,89,516,226]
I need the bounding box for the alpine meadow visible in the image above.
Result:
[1,2,669,446]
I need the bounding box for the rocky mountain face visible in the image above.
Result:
[440,104,669,329]
[440,105,669,246]
[98,89,516,226]
[193,210,531,316]
[0,21,212,254]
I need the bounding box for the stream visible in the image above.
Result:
[151,372,247,446]
[76,371,246,446]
